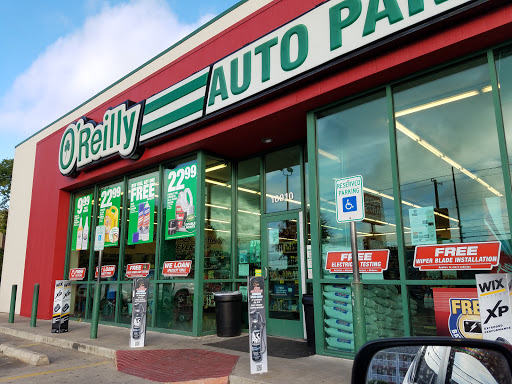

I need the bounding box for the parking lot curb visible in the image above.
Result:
[0,343,50,366]
[0,326,116,359]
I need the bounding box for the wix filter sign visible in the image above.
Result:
[51,280,71,333]
[58,0,475,177]
[476,274,512,344]
[130,277,149,348]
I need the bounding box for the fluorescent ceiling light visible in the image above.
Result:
[395,90,479,117]
[318,148,340,162]
[205,164,227,173]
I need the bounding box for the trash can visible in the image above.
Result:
[302,294,315,349]
[213,291,242,337]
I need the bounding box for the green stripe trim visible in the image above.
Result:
[140,97,204,136]
[144,73,209,115]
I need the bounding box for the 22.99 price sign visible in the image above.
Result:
[98,183,123,247]
[165,161,197,240]
[72,194,92,251]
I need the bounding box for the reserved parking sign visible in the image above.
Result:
[335,175,364,223]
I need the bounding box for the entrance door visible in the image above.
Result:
[261,213,303,338]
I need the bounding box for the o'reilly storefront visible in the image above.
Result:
[6,0,512,359]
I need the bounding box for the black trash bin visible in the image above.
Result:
[302,294,315,349]
[213,291,242,337]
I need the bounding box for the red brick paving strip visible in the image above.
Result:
[116,349,238,383]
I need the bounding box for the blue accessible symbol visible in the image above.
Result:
[342,196,357,212]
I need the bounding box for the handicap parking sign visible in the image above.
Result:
[335,175,364,223]
[342,196,357,212]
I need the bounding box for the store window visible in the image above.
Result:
[237,157,261,278]
[497,46,512,178]
[394,57,509,281]
[125,170,159,278]
[316,91,399,280]
[204,158,232,280]
[265,146,302,213]
[69,188,94,320]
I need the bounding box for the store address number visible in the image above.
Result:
[270,192,294,204]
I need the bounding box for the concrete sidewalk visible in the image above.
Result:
[0,313,353,384]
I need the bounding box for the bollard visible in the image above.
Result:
[90,283,101,339]
[9,285,17,323]
[30,284,40,327]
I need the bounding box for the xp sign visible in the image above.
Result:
[335,175,364,223]
[59,101,145,176]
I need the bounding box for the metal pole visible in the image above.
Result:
[30,284,39,327]
[350,222,366,352]
[9,285,17,323]
[90,250,103,339]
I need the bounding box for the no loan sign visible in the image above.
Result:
[414,242,501,271]
[162,260,192,277]
[326,250,390,273]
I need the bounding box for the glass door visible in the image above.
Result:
[262,212,303,338]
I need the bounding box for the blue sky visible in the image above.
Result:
[0,0,240,160]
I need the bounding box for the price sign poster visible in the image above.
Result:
[98,182,123,247]
[165,161,197,240]
[71,194,93,251]
[128,173,158,245]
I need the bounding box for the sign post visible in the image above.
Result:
[335,175,366,351]
[90,226,105,339]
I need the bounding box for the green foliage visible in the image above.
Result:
[0,158,13,211]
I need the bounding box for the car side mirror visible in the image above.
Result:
[351,337,512,384]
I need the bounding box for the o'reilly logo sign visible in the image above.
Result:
[59,101,145,176]
[59,0,474,176]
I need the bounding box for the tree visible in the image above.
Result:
[0,158,13,280]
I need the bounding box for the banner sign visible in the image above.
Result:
[165,162,197,240]
[432,288,481,339]
[162,260,192,277]
[128,174,157,245]
[71,194,92,251]
[248,276,268,374]
[95,265,116,279]
[476,273,512,344]
[325,250,389,273]
[126,263,151,278]
[60,0,475,177]
[69,268,86,281]
[52,280,71,333]
[98,183,123,247]
[414,242,501,271]
[130,277,149,348]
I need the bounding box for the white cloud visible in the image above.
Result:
[0,0,213,145]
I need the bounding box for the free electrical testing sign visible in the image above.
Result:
[335,175,364,223]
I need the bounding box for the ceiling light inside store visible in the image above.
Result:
[205,164,227,173]
[318,148,340,162]
[395,122,502,197]
[395,90,479,117]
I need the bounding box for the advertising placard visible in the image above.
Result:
[130,277,149,348]
[98,182,123,247]
[432,288,481,339]
[414,242,501,271]
[162,260,192,277]
[69,268,86,281]
[128,174,157,245]
[95,265,116,279]
[409,206,436,245]
[126,263,151,278]
[165,161,197,240]
[335,175,364,223]
[248,276,268,374]
[51,280,71,333]
[325,250,390,273]
[476,273,512,344]
[71,194,92,251]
